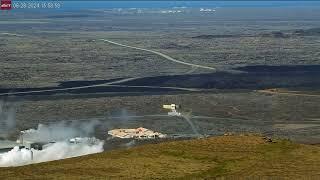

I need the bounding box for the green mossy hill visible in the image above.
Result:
[1,135,319,179]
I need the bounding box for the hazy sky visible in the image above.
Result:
[59,1,320,10]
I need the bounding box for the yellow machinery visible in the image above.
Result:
[162,104,181,116]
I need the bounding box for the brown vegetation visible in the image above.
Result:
[0,135,319,179]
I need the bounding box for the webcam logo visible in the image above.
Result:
[1,0,12,10]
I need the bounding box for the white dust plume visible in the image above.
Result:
[0,100,16,138]
[0,137,104,167]
[0,120,104,167]
[20,120,100,143]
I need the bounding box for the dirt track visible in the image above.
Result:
[258,89,320,97]
[100,39,217,71]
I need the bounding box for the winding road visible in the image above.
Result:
[0,36,210,97]
[100,39,216,71]
[258,89,320,98]
[0,78,201,96]
[0,33,24,37]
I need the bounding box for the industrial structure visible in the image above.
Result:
[108,127,166,139]
[0,140,23,153]
[16,130,53,151]
[162,104,181,116]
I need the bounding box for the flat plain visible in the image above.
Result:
[1,7,320,144]
[1,5,320,178]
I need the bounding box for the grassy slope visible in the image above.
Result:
[0,135,319,179]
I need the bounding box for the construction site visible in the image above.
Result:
[108,127,167,139]
[107,104,186,140]
[0,103,195,167]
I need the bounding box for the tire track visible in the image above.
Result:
[258,89,320,97]
[100,39,216,71]
[0,79,199,96]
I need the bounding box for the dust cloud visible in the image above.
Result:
[0,117,104,167]
[0,100,16,139]
[0,138,104,167]
[20,120,100,142]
